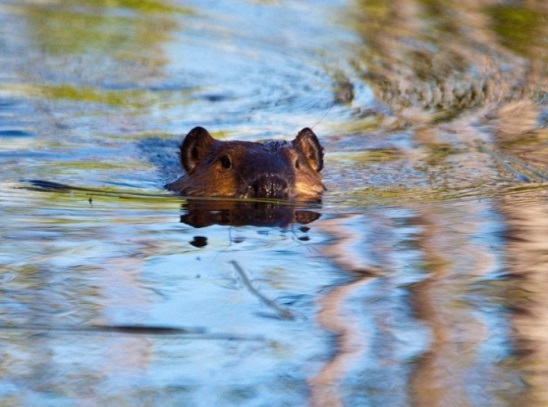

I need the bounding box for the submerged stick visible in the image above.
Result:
[230,260,295,320]
[21,179,176,199]
[0,324,264,341]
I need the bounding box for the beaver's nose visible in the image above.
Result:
[250,175,289,199]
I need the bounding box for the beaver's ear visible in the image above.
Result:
[293,128,324,172]
[180,127,216,173]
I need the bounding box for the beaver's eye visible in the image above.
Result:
[294,159,300,170]
[219,155,232,169]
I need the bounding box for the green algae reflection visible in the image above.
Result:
[23,0,188,56]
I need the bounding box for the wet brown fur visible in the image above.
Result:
[166,127,325,201]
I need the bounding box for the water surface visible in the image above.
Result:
[0,0,547,406]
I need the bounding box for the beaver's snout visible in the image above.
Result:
[247,175,290,199]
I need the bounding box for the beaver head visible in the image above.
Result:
[166,127,325,201]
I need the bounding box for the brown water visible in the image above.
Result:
[0,0,546,406]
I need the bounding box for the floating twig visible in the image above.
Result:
[230,260,295,320]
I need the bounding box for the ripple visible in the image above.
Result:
[0,129,34,137]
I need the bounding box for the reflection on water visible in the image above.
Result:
[180,199,321,228]
[500,192,548,406]
[0,0,547,405]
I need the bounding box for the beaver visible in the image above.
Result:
[166,127,325,201]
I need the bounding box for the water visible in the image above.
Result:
[0,0,547,406]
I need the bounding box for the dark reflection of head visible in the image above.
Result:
[180,198,321,228]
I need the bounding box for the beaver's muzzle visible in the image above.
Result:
[247,175,290,199]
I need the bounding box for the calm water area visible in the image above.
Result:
[0,0,547,406]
